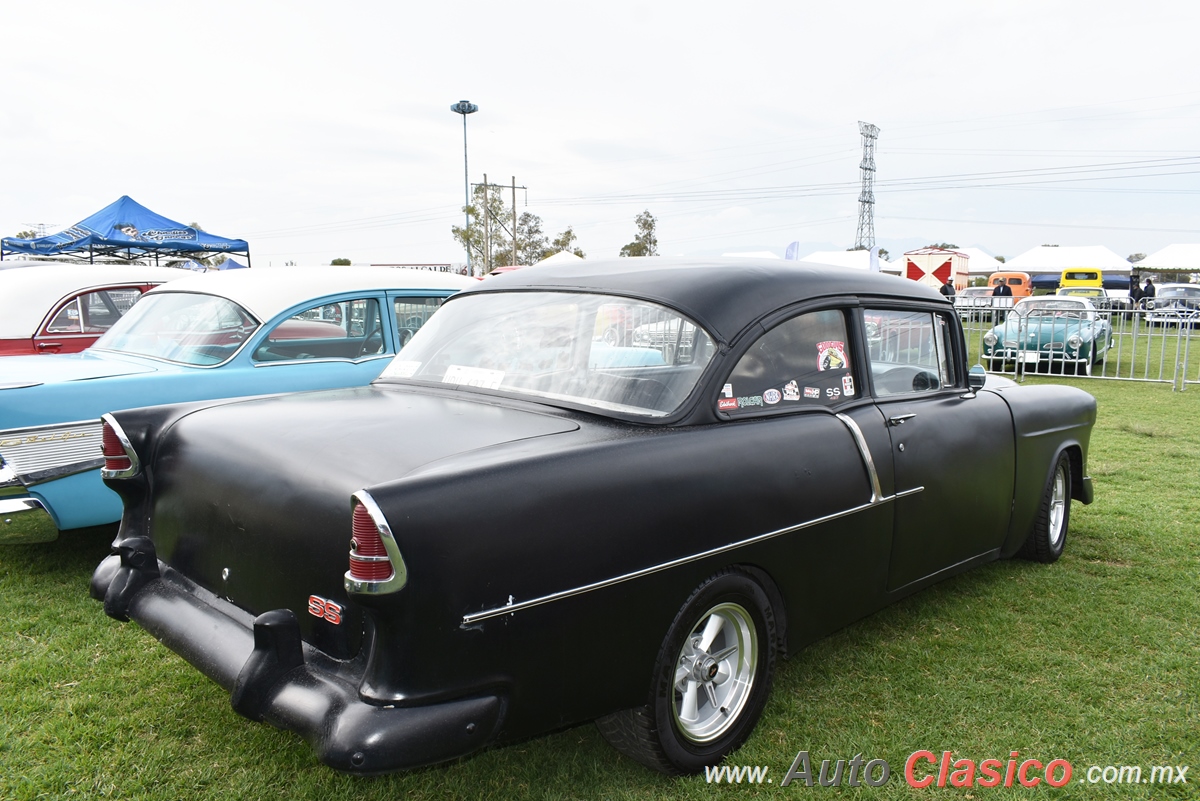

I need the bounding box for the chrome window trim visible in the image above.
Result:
[344,490,409,595]
[251,352,393,369]
[99,414,140,480]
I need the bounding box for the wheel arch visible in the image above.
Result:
[735,563,789,659]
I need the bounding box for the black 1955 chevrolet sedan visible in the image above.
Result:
[92,258,1095,775]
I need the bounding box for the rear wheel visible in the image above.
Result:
[1018,452,1071,563]
[596,569,777,775]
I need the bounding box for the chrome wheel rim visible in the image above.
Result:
[671,602,757,743]
[1048,464,1067,548]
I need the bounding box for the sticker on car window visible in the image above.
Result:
[722,383,733,398]
[763,389,781,405]
[388,360,421,378]
[443,365,505,389]
[717,398,738,411]
[818,341,848,371]
[842,375,856,397]
[804,387,820,399]
[783,381,800,401]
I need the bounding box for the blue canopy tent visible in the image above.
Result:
[0,196,250,266]
[217,258,248,270]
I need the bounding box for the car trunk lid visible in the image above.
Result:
[145,385,580,659]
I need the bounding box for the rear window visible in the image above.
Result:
[378,291,715,418]
[93,292,259,365]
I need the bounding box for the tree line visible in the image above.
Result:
[449,187,657,272]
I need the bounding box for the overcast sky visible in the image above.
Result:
[4,1,1199,267]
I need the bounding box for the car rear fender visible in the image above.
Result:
[985,384,1096,557]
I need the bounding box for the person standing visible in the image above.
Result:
[992,278,1013,322]
[939,279,956,298]
[1143,278,1156,300]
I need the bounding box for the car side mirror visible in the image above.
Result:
[968,364,987,391]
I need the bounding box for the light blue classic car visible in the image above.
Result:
[0,267,474,542]
[981,297,1113,375]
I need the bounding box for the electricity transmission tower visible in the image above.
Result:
[853,121,880,250]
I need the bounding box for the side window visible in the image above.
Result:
[394,297,446,347]
[80,288,143,332]
[865,309,954,396]
[45,288,148,335]
[46,299,83,333]
[253,298,383,362]
[719,309,855,414]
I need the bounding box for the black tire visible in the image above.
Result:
[596,568,777,775]
[1018,452,1071,563]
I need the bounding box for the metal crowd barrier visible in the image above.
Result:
[957,301,1198,391]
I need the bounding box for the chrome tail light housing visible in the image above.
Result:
[345,490,408,595]
[100,414,140,479]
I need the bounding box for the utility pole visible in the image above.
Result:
[854,121,880,251]
[483,173,491,274]
[470,176,528,271]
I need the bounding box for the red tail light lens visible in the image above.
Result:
[101,420,132,473]
[349,502,394,583]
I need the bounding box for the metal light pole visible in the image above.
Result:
[450,100,479,273]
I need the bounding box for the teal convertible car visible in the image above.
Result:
[982,297,1113,375]
[1,267,473,543]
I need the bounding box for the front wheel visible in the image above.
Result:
[1018,452,1071,563]
[596,569,777,775]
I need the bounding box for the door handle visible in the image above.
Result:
[888,413,916,426]
[36,342,63,351]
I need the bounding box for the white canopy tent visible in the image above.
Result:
[1136,244,1200,276]
[1004,245,1132,275]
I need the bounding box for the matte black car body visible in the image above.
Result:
[93,258,1096,775]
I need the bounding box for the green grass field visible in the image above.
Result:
[2,378,1197,799]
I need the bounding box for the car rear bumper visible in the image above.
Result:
[0,462,59,543]
[91,542,504,774]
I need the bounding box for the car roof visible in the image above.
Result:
[144,267,477,321]
[459,257,940,343]
[0,263,190,338]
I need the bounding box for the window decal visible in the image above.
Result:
[818,341,848,371]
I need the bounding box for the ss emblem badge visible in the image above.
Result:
[307,595,343,625]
